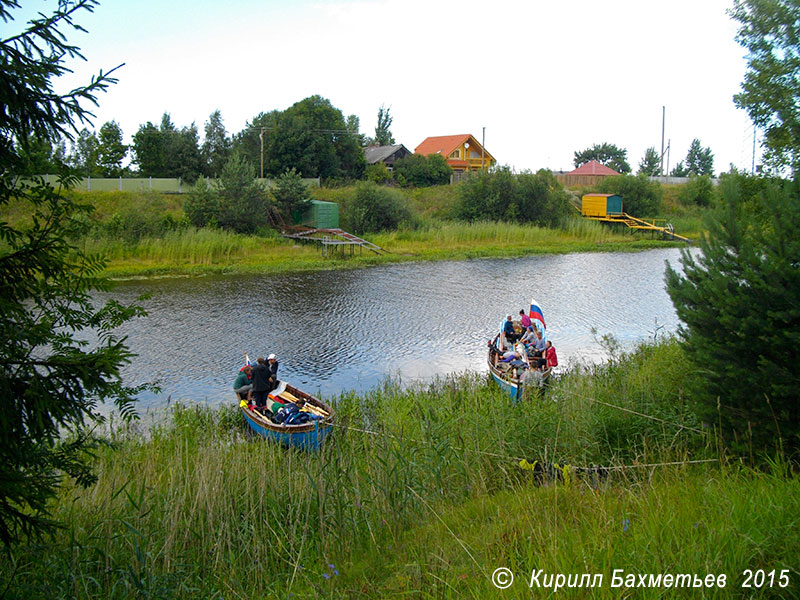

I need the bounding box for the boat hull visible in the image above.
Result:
[238,384,334,451]
[488,362,522,401]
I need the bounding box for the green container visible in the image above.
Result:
[292,200,339,229]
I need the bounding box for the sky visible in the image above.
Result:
[6,0,761,174]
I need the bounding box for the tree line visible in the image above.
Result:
[573,139,717,178]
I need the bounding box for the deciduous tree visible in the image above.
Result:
[97,120,127,176]
[730,0,800,172]
[637,147,662,176]
[373,104,395,146]
[685,138,715,176]
[573,142,631,174]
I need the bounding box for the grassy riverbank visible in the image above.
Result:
[2,339,797,598]
[86,219,685,279]
[2,185,702,278]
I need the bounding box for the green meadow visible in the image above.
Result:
[2,339,796,598]
[1,181,703,278]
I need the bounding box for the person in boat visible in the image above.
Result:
[233,364,253,399]
[520,325,536,344]
[266,353,279,392]
[537,340,558,373]
[503,315,520,345]
[250,357,273,408]
[530,327,547,359]
[500,350,521,362]
[519,309,532,330]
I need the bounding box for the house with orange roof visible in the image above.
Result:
[414,134,495,172]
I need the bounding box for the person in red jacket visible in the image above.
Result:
[536,340,558,373]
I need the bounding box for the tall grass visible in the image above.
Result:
[3,340,782,599]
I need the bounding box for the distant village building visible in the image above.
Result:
[556,160,620,187]
[363,144,412,171]
[414,134,495,172]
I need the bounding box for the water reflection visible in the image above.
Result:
[99,248,690,408]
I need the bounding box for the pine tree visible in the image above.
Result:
[665,174,800,459]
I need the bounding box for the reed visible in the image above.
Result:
[3,341,790,598]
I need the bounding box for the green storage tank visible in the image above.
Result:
[292,200,339,229]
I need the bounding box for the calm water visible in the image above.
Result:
[98,248,690,408]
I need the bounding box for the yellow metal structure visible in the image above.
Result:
[581,193,623,217]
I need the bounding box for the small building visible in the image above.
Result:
[414,134,495,172]
[557,160,621,187]
[292,200,339,229]
[581,193,623,218]
[363,144,412,171]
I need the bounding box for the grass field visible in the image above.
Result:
[2,339,796,598]
[2,183,703,278]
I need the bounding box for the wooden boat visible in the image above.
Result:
[238,382,334,451]
[488,300,550,401]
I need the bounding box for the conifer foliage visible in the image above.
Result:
[0,0,152,544]
[665,174,800,459]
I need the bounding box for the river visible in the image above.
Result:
[99,247,690,408]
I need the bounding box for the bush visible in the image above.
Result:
[347,181,412,233]
[215,153,269,233]
[454,167,570,226]
[393,154,452,187]
[365,162,393,184]
[271,167,310,219]
[598,174,662,217]
[183,179,219,227]
[678,175,715,207]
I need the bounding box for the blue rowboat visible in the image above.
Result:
[488,337,524,401]
[488,299,550,401]
[238,383,334,451]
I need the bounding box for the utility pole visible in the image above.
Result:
[259,128,265,179]
[660,106,666,176]
[481,126,486,172]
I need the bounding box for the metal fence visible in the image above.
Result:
[33,175,321,193]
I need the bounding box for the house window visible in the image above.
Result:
[450,150,460,159]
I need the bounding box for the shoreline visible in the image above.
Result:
[102,237,688,280]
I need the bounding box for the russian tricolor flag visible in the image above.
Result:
[529,299,546,330]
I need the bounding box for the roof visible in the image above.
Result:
[567,160,620,176]
[363,144,409,164]
[414,134,472,157]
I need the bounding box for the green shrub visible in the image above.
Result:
[678,175,715,207]
[348,181,412,233]
[183,179,219,227]
[393,153,452,187]
[599,174,662,217]
[364,162,393,184]
[272,167,310,218]
[454,167,570,226]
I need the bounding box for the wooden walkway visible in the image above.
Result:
[588,213,693,243]
[281,227,389,256]
[568,200,692,243]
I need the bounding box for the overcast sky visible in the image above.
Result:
[7,0,760,174]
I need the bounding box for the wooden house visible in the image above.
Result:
[414,134,495,172]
